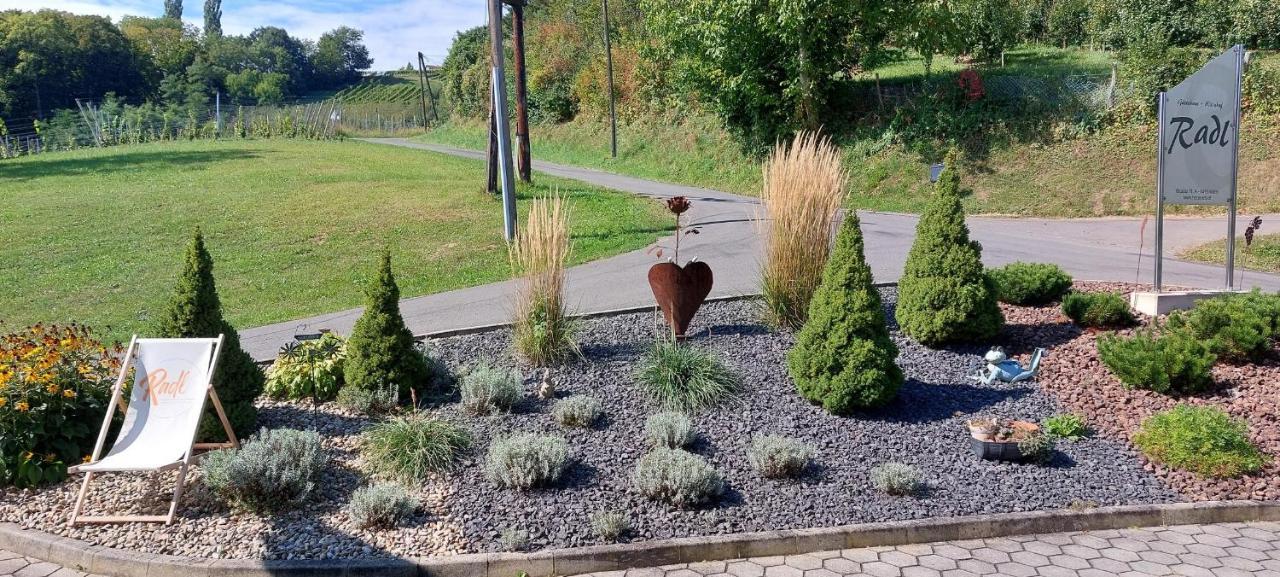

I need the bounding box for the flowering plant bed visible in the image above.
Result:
[0,288,1184,560]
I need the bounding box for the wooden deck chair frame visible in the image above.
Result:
[67,334,239,526]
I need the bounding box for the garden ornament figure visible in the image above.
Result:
[971,347,1045,385]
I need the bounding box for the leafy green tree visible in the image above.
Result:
[953,0,1026,61]
[344,251,429,397]
[119,16,200,90]
[439,25,493,119]
[896,150,1003,346]
[203,0,221,38]
[788,212,903,414]
[896,0,960,77]
[153,228,264,441]
[164,0,182,20]
[312,27,372,88]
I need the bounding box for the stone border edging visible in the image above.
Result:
[2,501,1277,577]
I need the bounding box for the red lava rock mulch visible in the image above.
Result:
[1001,281,1280,502]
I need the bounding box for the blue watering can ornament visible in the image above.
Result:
[971,347,1045,385]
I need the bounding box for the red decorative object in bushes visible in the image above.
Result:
[957,69,985,102]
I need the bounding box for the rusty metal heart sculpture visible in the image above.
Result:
[647,261,714,338]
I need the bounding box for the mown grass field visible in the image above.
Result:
[0,139,671,343]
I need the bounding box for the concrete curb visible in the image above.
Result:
[2,501,1277,577]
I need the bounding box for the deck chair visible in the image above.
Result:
[67,335,239,526]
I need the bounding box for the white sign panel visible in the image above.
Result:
[1159,46,1242,205]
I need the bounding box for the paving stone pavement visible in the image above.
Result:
[571,522,1280,577]
[2,522,1278,577]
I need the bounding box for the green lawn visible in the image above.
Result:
[860,45,1116,82]
[1182,234,1280,273]
[0,139,671,343]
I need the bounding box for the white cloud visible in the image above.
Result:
[7,0,485,69]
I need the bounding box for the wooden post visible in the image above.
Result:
[418,52,441,123]
[602,0,618,158]
[416,52,430,128]
[511,1,532,182]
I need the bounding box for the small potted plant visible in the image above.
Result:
[647,196,712,339]
[967,417,1051,462]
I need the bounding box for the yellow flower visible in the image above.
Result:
[15,401,29,412]
[21,451,34,461]
[0,397,6,408]
[82,454,92,463]
[63,389,77,399]
[46,384,60,395]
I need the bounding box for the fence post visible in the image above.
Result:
[1108,63,1118,109]
[875,73,883,109]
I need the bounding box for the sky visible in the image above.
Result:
[10,0,486,69]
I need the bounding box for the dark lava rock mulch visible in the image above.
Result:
[427,288,1179,553]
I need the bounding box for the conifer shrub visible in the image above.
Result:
[895,150,1003,346]
[153,228,264,441]
[344,251,430,400]
[1062,292,1135,328]
[1166,290,1280,362]
[787,212,903,414]
[1097,328,1216,395]
[988,262,1073,305]
[1133,405,1267,478]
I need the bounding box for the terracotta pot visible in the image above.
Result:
[647,261,714,338]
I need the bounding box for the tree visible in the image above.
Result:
[787,212,903,414]
[343,251,429,397]
[164,0,182,20]
[896,0,959,77]
[203,0,221,38]
[153,228,265,441]
[312,27,372,88]
[119,16,200,92]
[247,26,312,96]
[896,150,1003,346]
[953,0,1026,61]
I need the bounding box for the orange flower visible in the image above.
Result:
[46,384,60,395]
[0,397,7,408]
[15,401,29,412]
[63,389,77,399]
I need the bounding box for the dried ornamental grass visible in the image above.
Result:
[509,194,576,365]
[759,131,847,329]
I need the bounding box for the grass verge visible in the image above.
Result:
[1181,234,1280,273]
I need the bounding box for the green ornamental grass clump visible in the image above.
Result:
[154,227,264,441]
[1133,405,1268,478]
[1061,292,1134,328]
[788,212,903,413]
[1098,328,1216,395]
[1166,290,1280,362]
[896,150,1003,346]
[636,341,740,412]
[361,414,471,483]
[344,251,431,399]
[988,262,1073,305]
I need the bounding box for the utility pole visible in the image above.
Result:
[418,52,440,123]
[489,0,518,241]
[510,0,531,182]
[602,0,617,158]
[416,52,430,128]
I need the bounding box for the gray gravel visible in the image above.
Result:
[428,289,1180,553]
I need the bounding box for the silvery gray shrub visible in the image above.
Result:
[644,411,695,449]
[590,510,630,542]
[346,483,419,529]
[202,428,325,512]
[552,395,603,427]
[485,433,570,489]
[460,363,523,415]
[632,448,723,507]
[870,462,922,496]
[499,526,532,551]
[746,434,815,478]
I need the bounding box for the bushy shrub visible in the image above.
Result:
[153,228,264,442]
[644,411,695,449]
[265,333,346,402]
[460,363,522,415]
[552,396,603,427]
[344,251,431,398]
[1133,405,1267,478]
[746,435,814,478]
[1042,413,1089,441]
[1017,433,1056,464]
[485,434,570,489]
[896,150,1003,346]
[870,462,922,496]
[788,211,903,413]
[988,262,1073,305]
[0,324,119,487]
[362,414,471,483]
[510,195,577,365]
[635,341,739,412]
[1062,292,1135,328]
[346,483,419,529]
[590,510,630,542]
[1098,328,1216,395]
[1166,291,1280,363]
[202,428,325,512]
[336,381,399,416]
[632,448,724,508]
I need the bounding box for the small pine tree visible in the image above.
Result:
[154,228,264,441]
[343,251,429,398]
[896,150,1003,346]
[787,212,903,414]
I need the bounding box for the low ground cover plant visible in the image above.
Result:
[1166,290,1280,362]
[788,211,902,414]
[746,435,814,478]
[202,428,325,512]
[510,195,577,365]
[552,395,603,427]
[870,462,922,496]
[345,251,432,401]
[346,483,419,529]
[988,262,1073,305]
[485,433,570,489]
[1042,413,1089,440]
[1017,432,1056,464]
[337,382,400,415]
[0,324,120,487]
[590,510,630,542]
[1098,328,1216,395]
[265,333,346,402]
[460,363,523,415]
[1132,405,1267,478]
[362,414,471,483]
[636,341,740,412]
[1062,292,1134,328]
[500,527,532,551]
[644,411,695,449]
[632,447,724,508]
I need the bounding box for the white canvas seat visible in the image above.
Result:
[67,336,239,525]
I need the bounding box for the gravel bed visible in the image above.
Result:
[0,287,1181,559]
